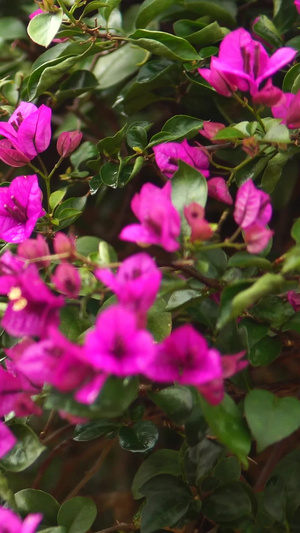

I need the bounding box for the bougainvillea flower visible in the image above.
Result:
[272,91,300,128]
[199,28,296,103]
[0,175,44,243]
[51,263,81,298]
[0,101,52,162]
[243,222,273,254]
[287,290,300,311]
[120,182,181,252]
[141,324,223,386]
[234,180,272,229]
[251,78,283,106]
[53,232,76,259]
[57,130,82,158]
[0,364,40,417]
[0,422,17,459]
[295,0,300,14]
[0,139,30,167]
[184,202,213,242]
[18,234,50,268]
[0,507,42,533]
[0,263,64,338]
[200,121,226,142]
[96,253,162,326]
[153,139,210,179]
[29,9,44,19]
[84,305,156,376]
[207,177,233,205]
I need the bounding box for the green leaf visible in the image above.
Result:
[132,449,180,499]
[119,421,159,453]
[213,126,247,140]
[57,497,97,533]
[171,161,207,237]
[235,154,274,187]
[73,420,119,441]
[217,282,251,330]
[59,306,91,342]
[0,17,26,40]
[49,189,67,212]
[252,15,282,48]
[27,43,96,100]
[94,44,148,90]
[196,248,228,279]
[248,336,281,366]
[39,528,66,533]
[185,438,223,483]
[214,456,241,483]
[261,152,290,193]
[149,386,193,424]
[56,70,98,103]
[126,125,148,150]
[291,218,300,244]
[136,0,177,28]
[27,11,64,48]
[0,471,16,509]
[148,114,203,146]
[100,0,121,20]
[128,30,200,62]
[239,317,269,350]
[199,394,251,465]
[182,0,237,28]
[245,390,300,452]
[173,20,224,46]
[230,274,285,322]
[263,124,291,144]
[283,244,300,273]
[166,289,202,311]
[283,63,300,93]
[97,125,127,156]
[76,236,101,256]
[140,474,193,533]
[147,298,172,341]
[228,252,272,271]
[1,423,46,472]
[93,376,139,417]
[202,481,252,523]
[15,489,59,527]
[71,142,98,168]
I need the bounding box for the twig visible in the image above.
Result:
[63,439,114,501]
[94,523,136,533]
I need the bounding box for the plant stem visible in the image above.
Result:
[28,162,47,181]
[48,156,64,181]
[57,0,77,23]
[232,92,266,132]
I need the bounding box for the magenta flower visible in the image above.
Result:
[119,182,181,252]
[243,223,273,254]
[207,177,233,205]
[0,101,52,164]
[141,324,223,386]
[53,232,76,259]
[0,263,64,338]
[96,253,162,327]
[199,28,296,104]
[272,91,300,128]
[200,121,226,143]
[184,202,213,242]
[0,507,42,533]
[153,139,210,179]
[84,305,156,377]
[51,263,81,298]
[0,139,30,167]
[234,180,271,229]
[295,0,300,14]
[57,130,82,158]
[0,364,40,418]
[0,175,44,243]
[0,423,17,459]
[287,290,300,311]
[29,8,44,19]
[18,234,50,268]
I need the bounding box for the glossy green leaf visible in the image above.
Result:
[73,420,119,441]
[1,423,46,472]
[291,218,300,244]
[202,481,252,522]
[217,282,251,330]
[252,15,282,48]
[213,126,247,140]
[56,70,98,102]
[132,450,180,499]
[71,142,98,168]
[214,456,241,483]
[0,471,16,509]
[94,44,148,90]
[245,390,300,452]
[76,236,101,256]
[129,29,200,62]
[119,421,159,452]
[147,298,171,341]
[283,63,300,93]
[166,289,202,311]
[15,489,59,527]
[261,152,290,193]
[182,0,237,28]
[196,248,228,279]
[228,252,272,271]
[140,474,193,533]
[39,528,66,533]
[199,394,251,465]
[231,274,285,322]
[174,20,224,46]
[263,124,291,144]
[185,438,223,483]
[27,11,63,47]
[235,154,274,186]
[49,189,67,212]
[171,161,207,236]
[149,386,193,424]
[97,125,127,156]
[136,0,177,28]
[148,114,203,146]
[248,336,281,366]
[57,497,97,533]
[126,125,148,150]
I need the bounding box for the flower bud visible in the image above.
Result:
[53,232,76,259]
[52,263,81,298]
[57,131,82,158]
[18,235,50,268]
[184,202,213,242]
